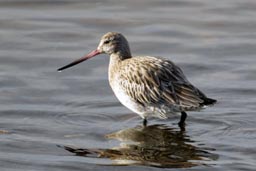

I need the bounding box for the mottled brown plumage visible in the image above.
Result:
[58,32,217,127]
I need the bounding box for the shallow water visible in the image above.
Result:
[0,0,256,170]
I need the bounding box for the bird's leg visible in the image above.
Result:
[178,111,187,128]
[143,118,147,127]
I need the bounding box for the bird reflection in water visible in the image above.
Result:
[62,125,217,168]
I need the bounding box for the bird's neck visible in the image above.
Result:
[110,51,132,62]
[108,52,131,83]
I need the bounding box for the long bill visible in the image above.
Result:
[57,49,101,71]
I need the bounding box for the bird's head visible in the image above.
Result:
[57,32,131,71]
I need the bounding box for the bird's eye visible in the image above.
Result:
[104,40,110,44]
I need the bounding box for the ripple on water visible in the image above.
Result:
[0,0,256,170]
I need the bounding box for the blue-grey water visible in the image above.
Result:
[0,0,256,171]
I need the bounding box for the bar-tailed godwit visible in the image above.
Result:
[58,32,216,127]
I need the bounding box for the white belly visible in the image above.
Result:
[110,81,146,118]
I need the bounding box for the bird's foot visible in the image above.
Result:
[178,111,187,131]
[178,121,186,131]
[143,119,147,127]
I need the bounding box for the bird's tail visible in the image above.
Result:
[202,97,217,106]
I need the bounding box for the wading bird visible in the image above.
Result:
[58,32,216,128]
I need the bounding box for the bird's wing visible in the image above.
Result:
[118,57,205,110]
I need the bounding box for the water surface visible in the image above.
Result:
[0,0,256,171]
